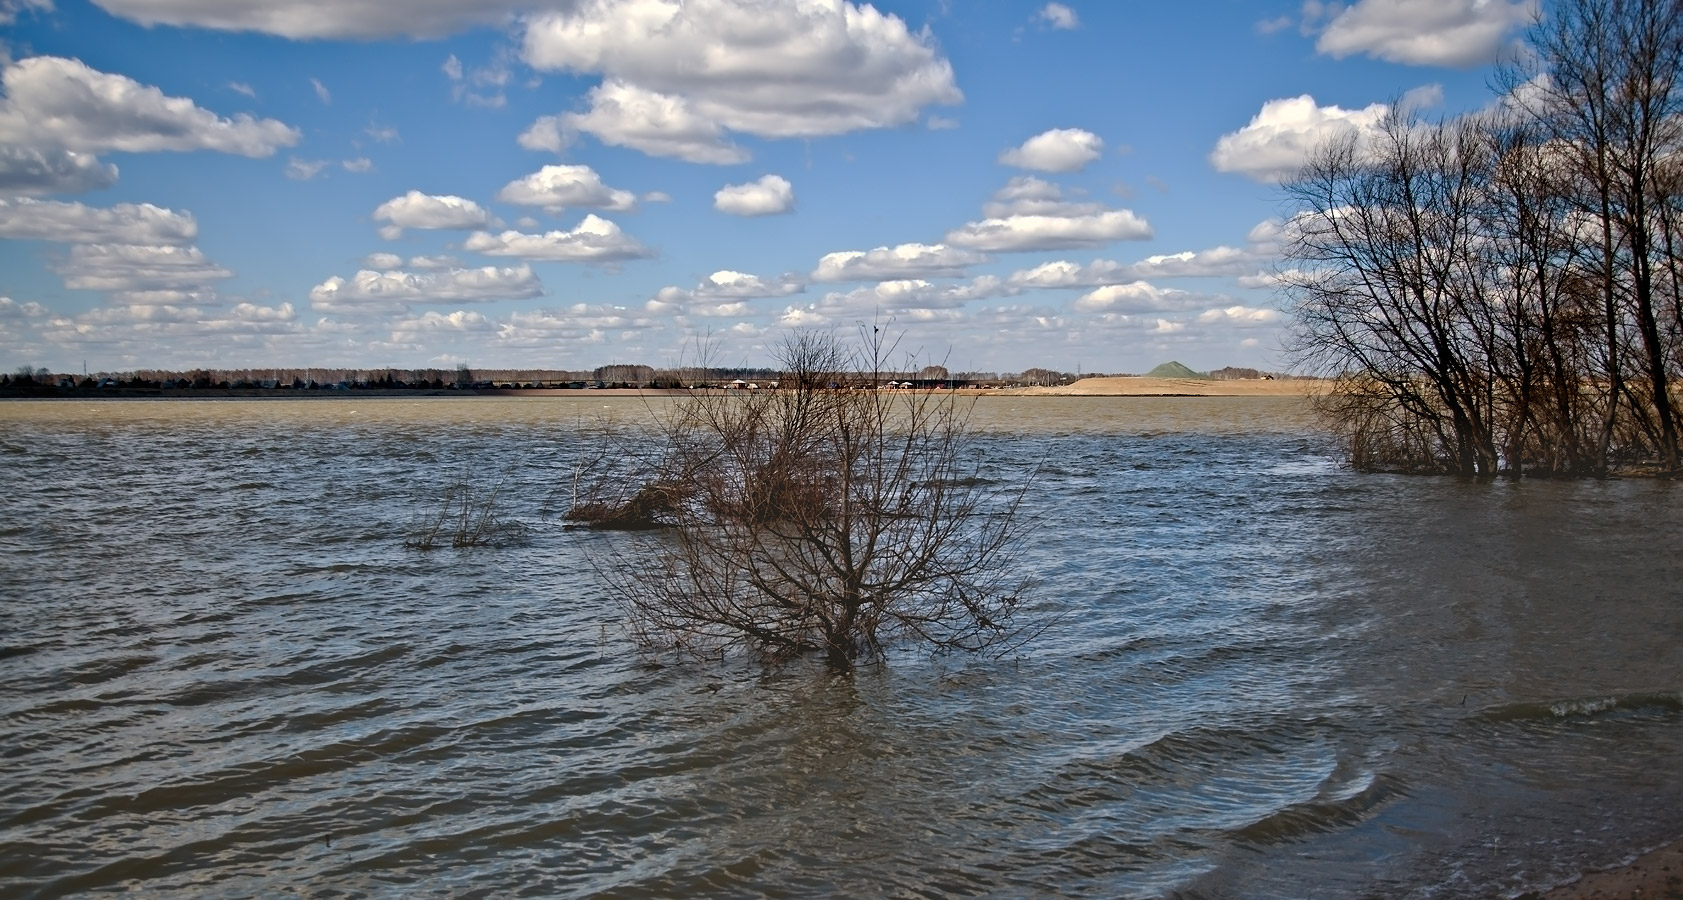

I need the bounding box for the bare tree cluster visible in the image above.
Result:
[570,330,1035,671]
[1283,0,1683,476]
[593,363,656,385]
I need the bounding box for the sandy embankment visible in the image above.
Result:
[512,388,687,397]
[1528,839,1683,899]
[509,378,1325,398]
[980,376,1327,397]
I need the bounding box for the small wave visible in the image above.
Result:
[1474,691,1683,725]
[56,653,159,687]
[1230,770,1408,845]
[282,563,371,576]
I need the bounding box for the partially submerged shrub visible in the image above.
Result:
[566,480,687,530]
[406,478,519,549]
[575,329,1038,672]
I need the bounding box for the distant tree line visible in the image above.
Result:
[5,358,1282,396]
[1284,0,1683,476]
[4,365,485,392]
[3,362,1133,392]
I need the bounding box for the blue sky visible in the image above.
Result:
[0,0,1534,374]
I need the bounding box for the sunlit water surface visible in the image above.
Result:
[2,396,1680,899]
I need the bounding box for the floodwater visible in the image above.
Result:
[2,395,1679,899]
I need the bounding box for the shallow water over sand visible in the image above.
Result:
[2,396,1680,899]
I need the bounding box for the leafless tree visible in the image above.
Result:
[1509,0,1683,470]
[570,329,1037,671]
[1282,0,1683,477]
[594,363,656,385]
[1283,113,1506,475]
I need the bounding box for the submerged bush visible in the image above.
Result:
[572,329,1039,672]
[406,478,519,550]
[565,480,687,531]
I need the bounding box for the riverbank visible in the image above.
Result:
[986,376,1325,397]
[1,379,1321,400]
[0,386,688,400]
[514,377,1325,398]
[1527,838,1683,899]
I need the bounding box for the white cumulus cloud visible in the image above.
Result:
[391,309,496,337]
[811,242,985,282]
[463,215,653,263]
[688,299,754,318]
[521,0,961,162]
[88,0,561,39]
[1122,246,1268,279]
[497,304,658,348]
[0,296,50,319]
[54,243,232,293]
[310,265,544,312]
[0,147,118,195]
[782,279,996,325]
[714,174,795,216]
[408,254,460,270]
[983,175,1103,218]
[947,176,1152,252]
[496,164,637,212]
[1038,3,1079,29]
[372,191,494,239]
[227,301,296,323]
[827,279,970,310]
[1316,0,1535,67]
[650,271,804,312]
[1209,94,1389,183]
[0,56,300,156]
[285,157,329,180]
[1005,258,1130,289]
[999,128,1104,173]
[947,210,1152,253]
[1196,305,1281,325]
[517,114,569,154]
[0,198,197,244]
[1072,281,1202,313]
[0,198,233,302]
[694,270,803,298]
[558,81,747,165]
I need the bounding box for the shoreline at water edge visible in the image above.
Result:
[977,376,1325,397]
[1522,838,1683,899]
[490,378,1324,398]
[2,380,1321,400]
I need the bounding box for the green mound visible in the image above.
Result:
[1144,361,1210,379]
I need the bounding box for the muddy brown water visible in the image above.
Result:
[2,396,1679,899]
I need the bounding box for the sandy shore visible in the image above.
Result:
[3,377,1324,401]
[982,376,1325,397]
[500,378,1325,398]
[1522,839,1683,899]
[502,388,684,397]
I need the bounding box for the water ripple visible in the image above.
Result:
[1,397,1679,899]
